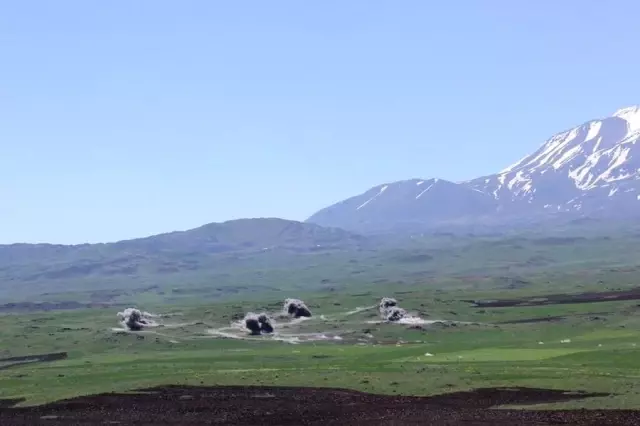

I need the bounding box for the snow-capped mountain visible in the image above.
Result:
[307,178,498,233]
[307,106,640,233]
[468,105,640,214]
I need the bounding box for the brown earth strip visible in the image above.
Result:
[0,399,25,409]
[495,311,610,324]
[2,385,638,425]
[466,288,640,308]
[496,315,566,324]
[0,352,67,371]
[0,301,114,313]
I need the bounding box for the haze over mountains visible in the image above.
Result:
[3,106,640,301]
[307,106,640,233]
[0,218,373,300]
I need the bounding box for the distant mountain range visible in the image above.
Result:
[307,106,640,233]
[0,218,369,300]
[3,106,640,302]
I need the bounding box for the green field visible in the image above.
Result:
[3,282,640,410]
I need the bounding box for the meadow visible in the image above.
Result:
[3,279,640,410]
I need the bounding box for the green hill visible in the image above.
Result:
[0,218,368,301]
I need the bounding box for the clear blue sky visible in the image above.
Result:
[2,1,640,244]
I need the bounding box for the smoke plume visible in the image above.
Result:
[258,313,274,333]
[283,298,312,318]
[378,297,407,322]
[117,308,158,331]
[244,312,274,335]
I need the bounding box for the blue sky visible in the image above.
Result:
[2,1,640,244]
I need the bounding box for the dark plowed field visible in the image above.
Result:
[0,352,68,371]
[2,385,640,425]
[467,288,640,308]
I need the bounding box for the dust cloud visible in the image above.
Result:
[117,308,158,331]
[378,297,407,322]
[283,298,312,318]
[244,313,274,335]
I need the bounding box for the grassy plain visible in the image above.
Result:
[3,281,640,410]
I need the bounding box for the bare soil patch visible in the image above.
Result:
[0,352,68,371]
[496,311,611,325]
[0,301,113,313]
[2,385,639,425]
[496,315,566,324]
[466,288,640,308]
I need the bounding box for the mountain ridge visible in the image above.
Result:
[306,105,640,233]
[4,106,640,302]
[307,178,499,233]
[0,217,366,256]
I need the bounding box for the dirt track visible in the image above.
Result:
[3,385,640,425]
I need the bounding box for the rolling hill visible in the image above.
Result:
[0,218,369,300]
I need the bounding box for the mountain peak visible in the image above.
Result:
[306,177,497,233]
[612,105,640,118]
[308,104,640,233]
[612,105,640,133]
[470,104,640,212]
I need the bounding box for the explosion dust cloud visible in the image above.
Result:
[244,312,274,335]
[378,297,407,322]
[283,298,312,318]
[117,308,158,331]
[376,297,436,325]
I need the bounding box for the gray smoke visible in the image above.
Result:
[258,313,274,333]
[379,297,407,322]
[244,312,274,335]
[117,308,157,331]
[283,298,312,318]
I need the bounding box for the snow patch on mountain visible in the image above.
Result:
[614,105,640,133]
[470,105,640,212]
[357,185,388,210]
[307,105,640,233]
[306,178,498,232]
[415,182,435,199]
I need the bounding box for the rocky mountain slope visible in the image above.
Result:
[307,106,640,232]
